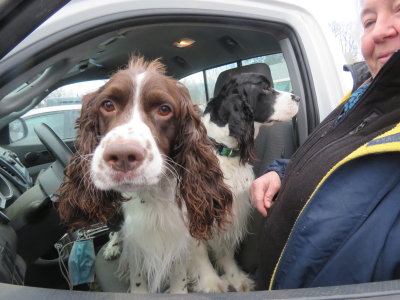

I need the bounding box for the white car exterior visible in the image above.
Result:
[4,1,399,300]
[9,105,81,145]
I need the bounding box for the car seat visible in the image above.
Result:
[94,63,298,291]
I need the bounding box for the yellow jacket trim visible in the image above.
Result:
[339,90,352,105]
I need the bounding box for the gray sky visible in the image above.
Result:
[304,0,360,23]
[303,0,363,61]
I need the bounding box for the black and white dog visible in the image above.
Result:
[189,72,300,292]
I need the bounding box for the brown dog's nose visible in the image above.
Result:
[103,142,146,172]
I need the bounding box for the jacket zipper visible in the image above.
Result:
[348,112,379,134]
[295,112,380,173]
[270,112,380,290]
[289,118,336,162]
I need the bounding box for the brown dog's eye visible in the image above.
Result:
[158,104,172,116]
[102,100,115,112]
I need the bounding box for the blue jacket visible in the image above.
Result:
[272,127,400,289]
[256,50,400,290]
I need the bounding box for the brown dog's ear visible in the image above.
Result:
[58,92,123,229]
[172,85,233,241]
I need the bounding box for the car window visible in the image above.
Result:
[205,62,238,97]
[179,62,238,112]
[180,53,292,112]
[242,53,292,92]
[41,80,107,107]
[179,71,207,111]
[9,80,107,145]
[26,112,66,143]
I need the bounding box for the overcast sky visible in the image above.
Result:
[301,0,363,61]
[303,0,360,24]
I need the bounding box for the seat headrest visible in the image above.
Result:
[213,63,273,97]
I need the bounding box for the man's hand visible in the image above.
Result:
[250,171,281,217]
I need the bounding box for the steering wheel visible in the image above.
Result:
[34,123,73,167]
[2,123,72,265]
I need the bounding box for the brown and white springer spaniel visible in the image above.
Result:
[58,57,232,293]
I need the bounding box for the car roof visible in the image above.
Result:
[5,0,306,58]
[0,0,350,132]
[3,0,316,78]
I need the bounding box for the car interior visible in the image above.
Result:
[0,13,317,295]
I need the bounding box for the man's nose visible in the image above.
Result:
[372,15,398,43]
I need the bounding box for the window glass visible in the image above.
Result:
[179,71,207,111]
[180,63,238,111]
[242,54,292,92]
[38,80,107,108]
[25,112,65,143]
[205,62,237,98]
[179,53,292,110]
[68,109,82,139]
[9,107,82,145]
[9,80,107,145]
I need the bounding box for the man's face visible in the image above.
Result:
[361,0,400,77]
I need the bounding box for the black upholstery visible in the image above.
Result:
[0,223,26,285]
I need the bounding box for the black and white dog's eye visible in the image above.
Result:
[102,100,115,112]
[262,88,271,94]
[263,88,278,95]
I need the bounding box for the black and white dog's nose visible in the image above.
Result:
[291,94,301,103]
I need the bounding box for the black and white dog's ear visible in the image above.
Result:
[257,73,271,88]
[227,93,256,164]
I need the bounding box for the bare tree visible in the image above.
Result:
[47,87,70,98]
[329,21,362,64]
